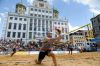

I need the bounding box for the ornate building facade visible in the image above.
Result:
[3,0,69,44]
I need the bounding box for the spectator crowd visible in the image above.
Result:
[0,39,72,55]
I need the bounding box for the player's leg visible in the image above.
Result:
[35,51,46,64]
[11,48,16,57]
[48,52,57,66]
[11,51,16,57]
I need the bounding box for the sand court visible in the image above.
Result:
[0,52,100,66]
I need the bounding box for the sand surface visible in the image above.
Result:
[0,52,100,66]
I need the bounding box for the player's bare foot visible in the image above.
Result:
[35,60,41,64]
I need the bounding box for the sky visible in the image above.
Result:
[0,0,100,37]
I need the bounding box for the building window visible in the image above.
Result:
[50,21,52,32]
[31,8,33,11]
[38,19,41,27]
[46,16,48,18]
[65,28,67,33]
[49,11,52,13]
[46,20,49,31]
[42,15,44,18]
[30,14,33,16]
[62,35,64,39]
[46,20,48,27]
[17,32,21,38]
[8,23,12,29]
[39,9,41,12]
[29,22,32,30]
[34,14,37,17]
[58,22,60,25]
[23,24,26,30]
[97,17,100,23]
[34,19,37,24]
[42,28,45,31]
[38,27,41,31]
[62,23,64,25]
[50,16,52,18]
[13,23,17,29]
[18,23,22,30]
[30,23,32,26]
[46,11,48,13]
[42,33,45,36]
[30,19,33,22]
[7,32,11,37]
[10,17,13,20]
[42,20,45,25]
[29,32,32,39]
[19,18,22,21]
[12,32,16,38]
[38,15,41,17]
[99,26,100,31]
[22,33,26,38]
[46,28,48,32]
[34,27,36,31]
[35,9,37,11]
[34,19,37,31]
[87,43,89,45]
[24,18,27,21]
[66,35,68,39]
[42,10,44,12]
[15,17,17,20]
[38,33,40,36]
[29,27,32,30]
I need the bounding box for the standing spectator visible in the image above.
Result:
[68,43,73,55]
[38,40,42,47]
[10,44,17,57]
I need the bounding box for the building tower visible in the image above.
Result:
[15,2,26,15]
[53,9,59,19]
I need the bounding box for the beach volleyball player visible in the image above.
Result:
[35,29,62,66]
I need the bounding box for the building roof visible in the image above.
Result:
[91,14,100,20]
[16,3,26,10]
[37,0,47,2]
